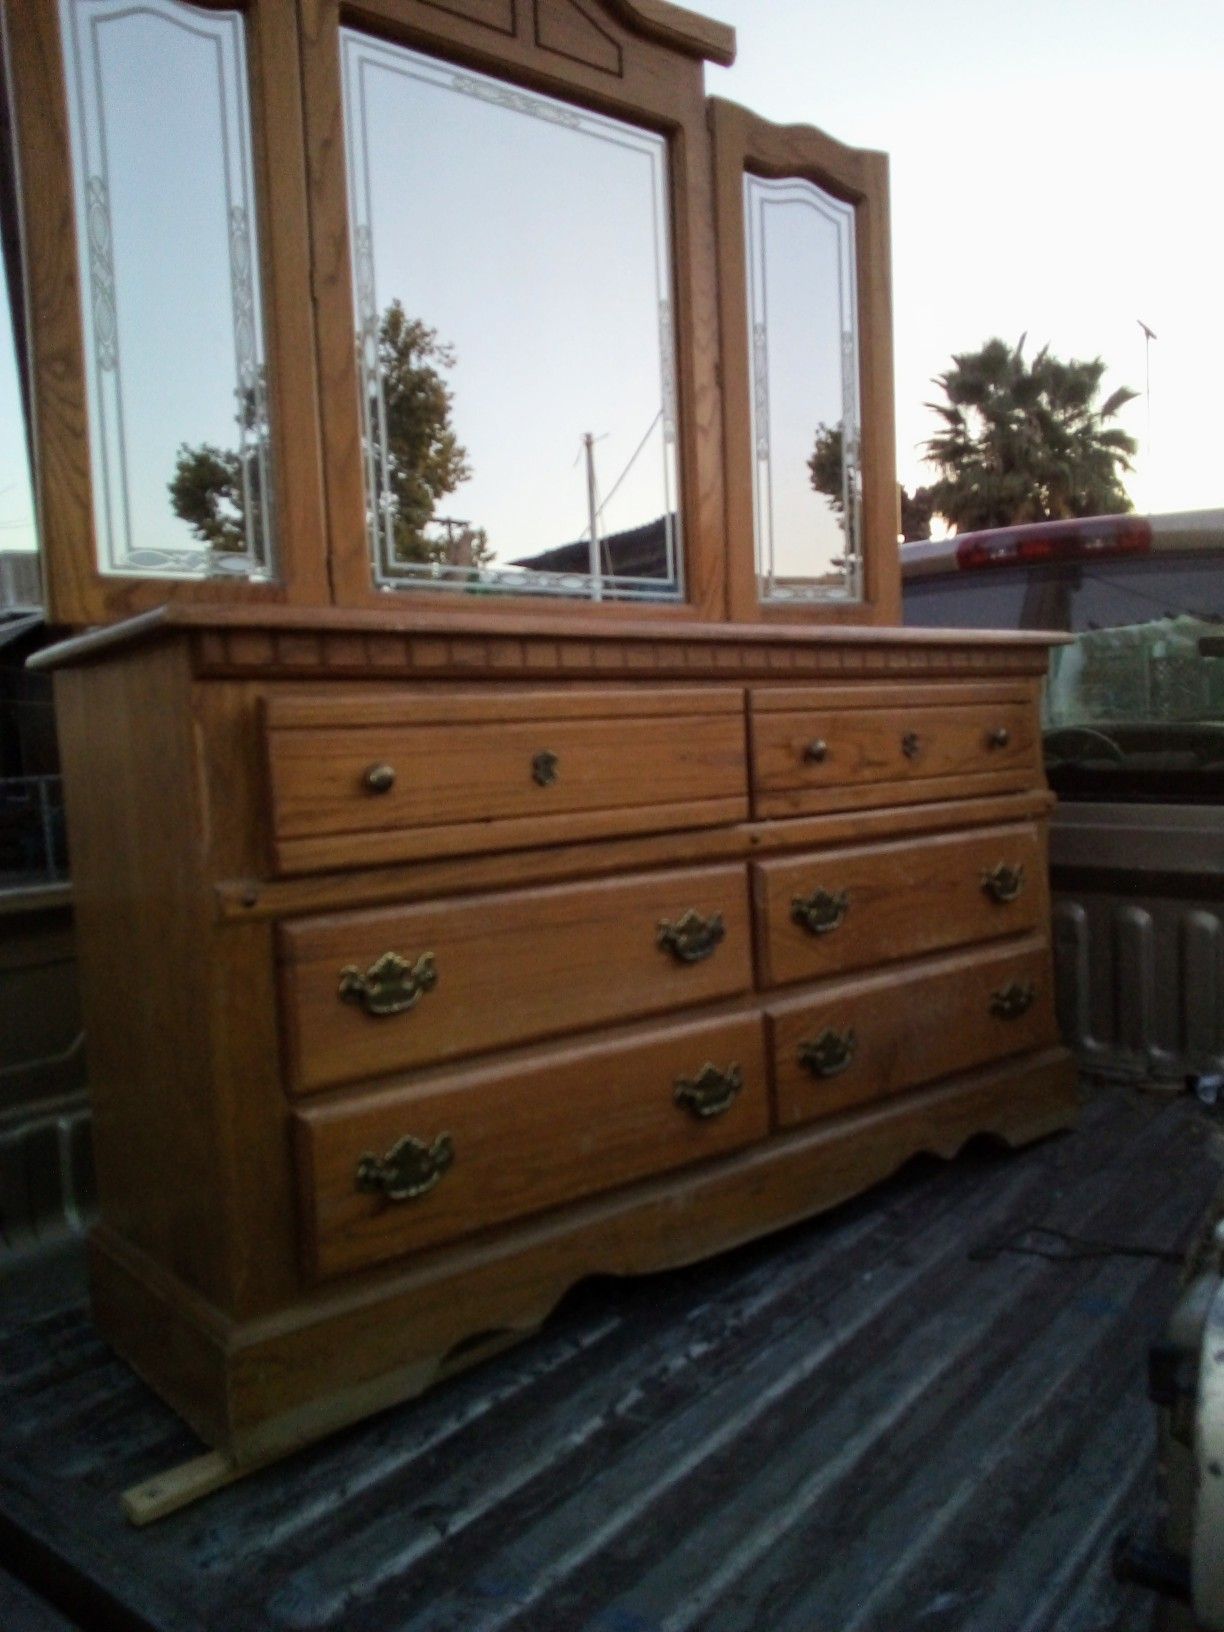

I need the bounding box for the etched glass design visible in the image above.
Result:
[744,174,862,603]
[60,0,274,580]
[341,31,682,602]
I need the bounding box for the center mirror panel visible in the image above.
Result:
[744,173,863,604]
[340,31,683,602]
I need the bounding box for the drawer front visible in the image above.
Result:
[768,938,1057,1127]
[294,1012,770,1278]
[280,864,753,1093]
[750,697,1038,817]
[754,822,1044,987]
[265,689,748,873]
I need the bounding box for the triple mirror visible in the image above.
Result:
[41,0,878,615]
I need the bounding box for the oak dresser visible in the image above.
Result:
[9,0,1076,1461]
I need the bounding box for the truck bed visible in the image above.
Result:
[1,1083,1220,1632]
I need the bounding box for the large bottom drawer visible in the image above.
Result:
[293,1011,769,1278]
[768,938,1057,1127]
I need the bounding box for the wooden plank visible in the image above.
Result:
[216,786,1055,920]
[265,684,745,728]
[272,794,751,876]
[753,769,1040,821]
[606,0,736,65]
[750,681,1033,712]
[29,604,1070,671]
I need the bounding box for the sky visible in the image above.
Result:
[2,0,1221,561]
[702,0,1224,518]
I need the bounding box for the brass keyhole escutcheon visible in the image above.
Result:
[982,863,1025,904]
[901,731,922,760]
[798,1027,857,1079]
[356,1133,454,1202]
[674,1062,743,1120]
[363,762,396,795]
[532,749,560,787]
[338,950,438,1017]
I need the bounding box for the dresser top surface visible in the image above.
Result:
[31,602,1071,674]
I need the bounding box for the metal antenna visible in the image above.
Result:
[1137,318,1157,478]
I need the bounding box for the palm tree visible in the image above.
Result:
[923,336,1138,532]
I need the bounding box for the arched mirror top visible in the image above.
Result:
[712,98,900,628]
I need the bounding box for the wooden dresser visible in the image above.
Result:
[9,0,1076,1465]
[39,608,1075,1460]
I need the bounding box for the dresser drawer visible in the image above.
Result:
[754,822,1044,987]
[293,1012,769,1278]
[749,689,1038,817]
[279,864,753,1093]
[768,938,1056,1127]
[264,688,748,874]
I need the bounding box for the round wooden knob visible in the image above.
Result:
[363,763,396,794]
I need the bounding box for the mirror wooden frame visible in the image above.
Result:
[4,0,331,625]
[710,97,900,627]
[298,0,731,623]
[4,1,907,631]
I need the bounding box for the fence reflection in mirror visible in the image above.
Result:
[744,172,862,605]
[340,31,683,603]
[59,0,275,582]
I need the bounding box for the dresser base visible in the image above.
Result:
[90,1045,1078,1466]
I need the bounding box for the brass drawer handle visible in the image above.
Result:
[986,726,1011,750]
[791,886,850,937]
[356,1133,454,1201]
[982,862,1026,904]
[803,738,829,764]
[657,909,726,965]
[901,731,922,760]
[990,980,1036,1019]
[363,762,396,795]
[674,1062,743,1119]
[532,749,559,787]
[798,1027,857,1079]
[338,950,438,1017]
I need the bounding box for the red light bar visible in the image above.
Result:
[955,515,1153,570]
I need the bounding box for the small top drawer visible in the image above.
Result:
[279,863,753,1093]
[749,686,1039,818]
[264,688,748,875]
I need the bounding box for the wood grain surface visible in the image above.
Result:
[279,863,754,1091]
[295,1009,769,1277]
[768,937,1059,1127]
